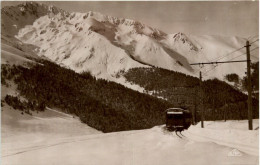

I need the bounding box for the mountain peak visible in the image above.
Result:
[1,1,69,37]
[173,32,188,40]
[171,32,199,51]
[78,10,166,39]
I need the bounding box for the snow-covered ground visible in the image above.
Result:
[188,120,259,156]
[1,105,101,158]
[2,103,259,165]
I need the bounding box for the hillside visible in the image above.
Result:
[123,67,259,121]
[2,60,173,132]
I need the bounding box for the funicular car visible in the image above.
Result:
[165,108,192,131]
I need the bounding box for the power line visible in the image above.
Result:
[202,47,259,76]
[250,39,259,45]
[203,47,258,76]
[250,51,259,60]
[247,36,258,43]
[191,40,258,75]
[208,46,245,62]
[207,39,258,63]
[230,47,258,61]
[247,36,255,41]
[191,60,249,65]
[202,65,217,76]
[192,46,245,74]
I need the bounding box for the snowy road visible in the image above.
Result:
[2,126,259,165]
[1,106,259,165]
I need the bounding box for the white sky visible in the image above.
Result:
[1,1,259,37]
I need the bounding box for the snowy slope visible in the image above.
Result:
[2,2,259,82]
[14,9,193,80]
[2,118,258,165]
[1,41,41,66]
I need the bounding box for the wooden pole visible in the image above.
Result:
[246,41,253,130]
[200,71,204,128]
[193,88,197,125]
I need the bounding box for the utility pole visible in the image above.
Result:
[191,87,198,125]
[246,41,253,130]
[193,87,197,124]
[190,43,254,129]
[200,71,204,128]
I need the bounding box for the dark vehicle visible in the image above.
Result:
[165,108,192,132]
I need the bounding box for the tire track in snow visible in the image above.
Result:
[2,129,150,158]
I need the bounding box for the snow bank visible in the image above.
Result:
[186,120,259,156]
[1,106,101,157]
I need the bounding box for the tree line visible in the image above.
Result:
[1,61,172,132]
[124,67,259,121]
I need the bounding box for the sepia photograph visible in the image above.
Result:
[1,0,259,165]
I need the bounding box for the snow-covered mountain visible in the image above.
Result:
[2,2,258,82]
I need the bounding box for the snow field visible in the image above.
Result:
[2,106,259,165]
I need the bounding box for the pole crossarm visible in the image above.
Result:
[190,60,249,65]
